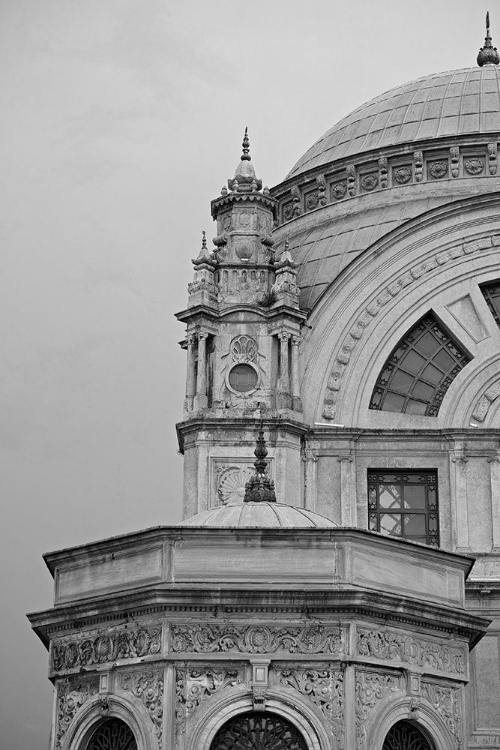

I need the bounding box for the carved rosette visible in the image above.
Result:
[52,626,162,672]
[171,624,345,656]
[56,677,99,749]
[276,666,344,748]
[356,628,465,675]
[355,671,402,750]
[121,671,164,749]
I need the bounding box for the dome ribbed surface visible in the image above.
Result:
[180,502,337,528]
[287,66,500,178]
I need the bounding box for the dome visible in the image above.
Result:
[287,66,500,179]
[180,501,337,528]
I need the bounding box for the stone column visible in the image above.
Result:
[194,332,208,411]
[277,333,291,409]
[488,452,500,551]
[184,334,196,412]
[338,453,355,526]
[303,451,318,511]
[451,445,470,552]
[291,336,302,412]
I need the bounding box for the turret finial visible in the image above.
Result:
[241,127,251,161]
[477,11,500,66]
[201,230,207,250]
[244,427,277,503]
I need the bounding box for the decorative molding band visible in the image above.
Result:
[171,624,346,656]
[52,626,162,673]
[356,628,466,676]
[322,234,499,420]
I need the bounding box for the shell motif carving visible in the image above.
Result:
[217,466,254,504]
[231,335,258,363]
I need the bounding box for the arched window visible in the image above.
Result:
[383,720,434,750]
[480,280,500,328]
[210,711,308,750]
[86,718,137,750]
[369,314,470,416]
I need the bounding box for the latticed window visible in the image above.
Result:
[480,281,500,328]
[383,720,434,750]
[368,470,439,545]
[86,718,137,750]
[210,712,308,750]
[369,314,470,416]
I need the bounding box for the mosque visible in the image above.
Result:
[29,16,500,750]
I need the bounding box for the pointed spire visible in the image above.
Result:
[477,11,500,66]
[241,127,251,161]
[227,128,262,193]
[192,230,215,266]
[244,427,277,503]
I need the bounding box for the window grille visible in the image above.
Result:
[369,314,470,416]
[480,281,500,328]
[383,721,434,750]
[210,712,307,750]
[86,719,137,750]
[367,470,439,546]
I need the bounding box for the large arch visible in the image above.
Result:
[186,686,331,750]
[364,696,458,750]
[298,194,500,428]
[60,694,155,750]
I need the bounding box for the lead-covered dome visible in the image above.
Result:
[287,66,500,179]
[180,501,337,528]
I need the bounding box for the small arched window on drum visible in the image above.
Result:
[86,718,137,750]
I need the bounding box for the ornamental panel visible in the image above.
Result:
[210,712,308,750]
[52,626,162,673]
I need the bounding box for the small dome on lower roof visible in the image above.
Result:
[180,502,337,528]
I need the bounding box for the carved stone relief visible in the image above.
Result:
[421,680,461,748]
[217,465,254,505]
[52,626,162,672]
[305,190,319,210]
[428,160,449,179]
[472,380,500,422]
[171,624,345,656]
[331,182,347,200]
[121,670,164,749]
[393,165,412,184]
[356,628,465,675]
[56,677,99,749]
[276,666,344,748]
[355,670,402,750]
[465,158,485,176]
[175,666,243,740]
[322,234,499,419]
[361,173,378,192]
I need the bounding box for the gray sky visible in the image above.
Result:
[0,0,493,746]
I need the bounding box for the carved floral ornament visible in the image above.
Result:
[322,234,499,420]
[52,626,162,672]
[276,143,498,223]
[356,628,465,675]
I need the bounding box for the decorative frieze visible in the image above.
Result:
[322,233,500,419]
[356,628,465,675]
[56,677,99,749]
[355,670,402,750]
[276,666,344,748]
[121,671,164,749]
[171,624,345,656]
[52,626,162,672]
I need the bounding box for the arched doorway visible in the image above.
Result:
[86,718,137,750]
[383,720,434,750]
[210,711,308,750]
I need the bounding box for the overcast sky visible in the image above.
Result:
[0,0,494,747]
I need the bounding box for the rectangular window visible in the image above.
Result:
[367,470,439,546]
